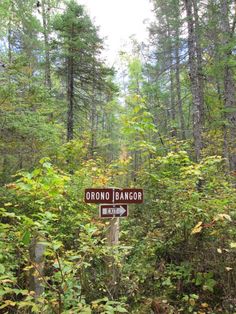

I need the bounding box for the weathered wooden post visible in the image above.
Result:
[29,236,45,299]
[107,217,119,246]
[106,217,120,298]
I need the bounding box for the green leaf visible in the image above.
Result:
[52,241,63,251]
[80,307,92,314]
[203,278,216,292]
[22,230,31,245]
[0,264,5,274]
[92,297,109,304]
[116,305,128,312]
[42,161,52,169]
[162,277,172,286]
[2,212,16,218]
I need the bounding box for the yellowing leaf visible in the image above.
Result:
[230,242,236,249]
[23,265,34,271]
[225,267,233,271]
[201,303,209,308]
[189,299,195,306]
[4,202,12,207]
[215,213,232,222]
[0,300,16,309]
[92,303,99,309]
[217,248,222,254]
[191,221,203,234]
[210,230,218,235]
[0,279,14,284]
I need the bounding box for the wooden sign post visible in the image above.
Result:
[84,187,143,297]
[108,217,119,246]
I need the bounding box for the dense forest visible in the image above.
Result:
[0,0,236,313]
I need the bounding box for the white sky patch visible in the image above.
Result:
[78,0,154,65]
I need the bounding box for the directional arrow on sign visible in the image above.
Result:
[116,206,126,216]
[104,205,126,216]
[99,204,128,218]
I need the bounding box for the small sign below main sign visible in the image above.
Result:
[100,204,128,218]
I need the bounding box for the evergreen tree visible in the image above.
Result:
[53,1,103,141]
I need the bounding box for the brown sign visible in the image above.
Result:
[84,188,113,203]
[113,189,143,204]
[100,204,128,218]
[84,188,143,204]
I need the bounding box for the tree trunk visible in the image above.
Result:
[67,55,74,141]
[8,19,12,64]
[174,27,186,140]
[192,0,204,124]
[67,24,75,143]
[90,103,97,156]
[7,4,12,86]
[167,25,176,124]
[184,0,203,161]
[220,0,236,172]
[41,0,52,91]
[90,60,98,157]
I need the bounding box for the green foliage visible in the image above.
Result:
[1,0,236,313]
[118,151,236,312]
[0,159,129,312]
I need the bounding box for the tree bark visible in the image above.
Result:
[67,55,74,141]
[90,60,97,157]
[220,0,236,172]
[41,0,52,91]
[8,19,12,64]
[192,0,204,124]
[184,0,203,161]
[90,102,97,156]
[167,25,176,124]
[67,24,75,142]
[7,2,13,86]
[174,7,186,140]
[174,26,186,140]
